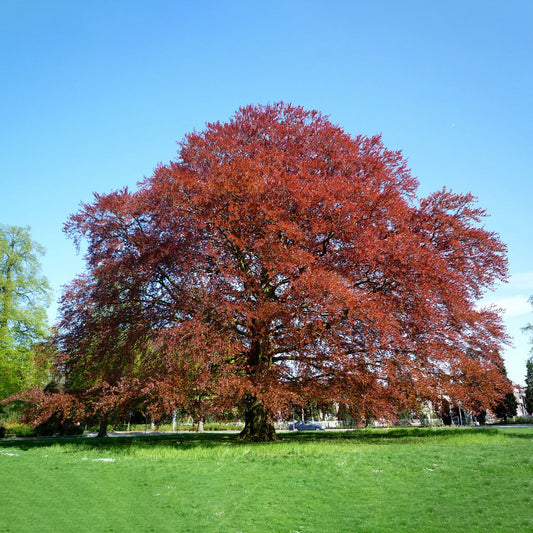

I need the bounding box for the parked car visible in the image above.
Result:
[289,421,324,431]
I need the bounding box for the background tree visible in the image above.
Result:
[492,365,517,422]
[493,391,518,423]
[55,103,511,441]
[524,300,533,415]
[525,357,533,416]
[0,225,51,400]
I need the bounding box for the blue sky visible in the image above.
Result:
[1,1,532,384]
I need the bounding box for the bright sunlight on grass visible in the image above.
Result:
[1,427,532,532]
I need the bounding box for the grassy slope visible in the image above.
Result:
[1,428,532,532]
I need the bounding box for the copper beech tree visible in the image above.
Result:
[54,103,510,441]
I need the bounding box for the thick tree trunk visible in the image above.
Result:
[96,416,108,438]
[195,418,204,433]
[239,395,277,442]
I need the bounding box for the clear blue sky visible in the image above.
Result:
[1,1,532,384]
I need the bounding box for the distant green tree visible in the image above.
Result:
[525,357,533,416]
[524,299,533,416]
[493,391,518,423]
[492,365,517,422]
[524,296,533,344]
[0,225,51,399]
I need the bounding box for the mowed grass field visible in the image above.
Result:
[1,427,532,532]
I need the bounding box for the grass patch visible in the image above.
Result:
[1,427,532,532]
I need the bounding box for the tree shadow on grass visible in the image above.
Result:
[1,426,517,452]
[278,426,502,444]
[0,431,240,453]
[492,426,533,440]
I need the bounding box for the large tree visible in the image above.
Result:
[56,103,510,441]
[0,225,51,399]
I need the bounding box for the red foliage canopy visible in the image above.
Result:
[56,103,510,440]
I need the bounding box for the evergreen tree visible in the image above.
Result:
[525,357,533,416]
[493,365,517,422]
[493,391,518,422]
[524,297,533,415]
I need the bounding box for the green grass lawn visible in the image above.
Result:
[1,427,532,532]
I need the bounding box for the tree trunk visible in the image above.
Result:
[195,417,204,433]
[96,416,108,438]
[239,395,277,442]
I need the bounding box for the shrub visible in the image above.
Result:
[3,423,36,437]
[507,415,533,425]
[34,415,84,437]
